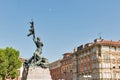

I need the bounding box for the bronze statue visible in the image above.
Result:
[25,20,49,68]
[33,37,43,55]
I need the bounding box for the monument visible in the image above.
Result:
[22,20,52,80]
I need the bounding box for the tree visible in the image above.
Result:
[0,49,7,80]
[0,47,22,80]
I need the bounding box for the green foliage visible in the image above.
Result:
[0,47,22,80]
[0,49,7,78]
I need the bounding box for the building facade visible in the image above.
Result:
[61,53,73,80]
[50,59,62,80]
[74,38,120,80]
[50,38,120,80]
[50,53,73,80]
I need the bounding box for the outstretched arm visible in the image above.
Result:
[30,21,35,39]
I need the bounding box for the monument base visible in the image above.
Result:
[26,66,52,80]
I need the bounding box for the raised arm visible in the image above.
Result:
[27,20,35,39]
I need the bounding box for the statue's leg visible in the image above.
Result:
[28,56,34,63]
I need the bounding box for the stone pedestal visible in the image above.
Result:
[26,66,52,80]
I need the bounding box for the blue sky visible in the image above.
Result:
[0,0,120,62]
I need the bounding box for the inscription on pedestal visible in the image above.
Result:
[27,66,52,80]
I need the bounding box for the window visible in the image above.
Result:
[106,63,110,68]
[80,54,83,58]
[99,63,102,68]
[103,54,109,60]
[118,73,120,78]
[92,55,97,60]
[113,73,116,78]
[111,46,116,51]
[92,47,96,53]
[84,52,86,56]
[104,72,110,78]
[100,72,102,78]
[102,63,110,68]
[103,72,106,78]
[88,66,90,70]
[118,47,120,52]
[102,46,109,51]
[118,56,120,61]
[111,55,115,61]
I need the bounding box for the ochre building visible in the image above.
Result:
[73,38,120,80]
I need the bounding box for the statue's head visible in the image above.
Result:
[37,37,40,41]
